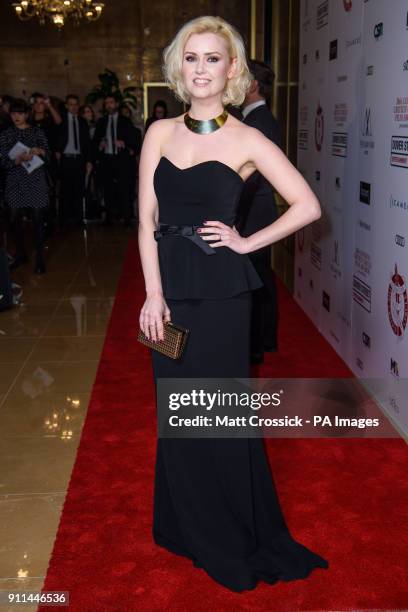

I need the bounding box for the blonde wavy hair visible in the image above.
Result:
[162,15,252,107]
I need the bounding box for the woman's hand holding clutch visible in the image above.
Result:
[139,294,171,341]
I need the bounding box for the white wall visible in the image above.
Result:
[296,0,408,436]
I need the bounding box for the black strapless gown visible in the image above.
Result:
[150,156,329,592]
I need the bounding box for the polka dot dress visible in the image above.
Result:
[0,125,50,209]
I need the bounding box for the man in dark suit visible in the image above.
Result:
[56,94,92,227]
[236,60,282,364]
[93,94,141,227]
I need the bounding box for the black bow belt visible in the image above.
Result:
[154,223,216,255]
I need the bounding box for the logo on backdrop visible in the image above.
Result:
[298,107,309,149]
[311,223,322,271]
[346,34,361,49]
[390,135,408,168]
[322,290,330,312]
[374,22,383,39]
[403,60,408,72]
[390,358,400,378]
[300,105,308,124]
[361,108,374,154]
[334,103,348,126]
[330,239,342,279]
[332,132,348,157]
[332,103,348,157]
[298,129,308,151]
[362,107,372,136]
[359,181,371,205]
[316,0,328,30]
[362,332,371,348]
[353,249,372,313]
[395,234,405,247]
[315,102,324,151]
[343,0,352,11]
[358,218,371,232]
[354,248,371,279]
[393,96,408,129]
[390,194,408,213]
[302,0,310,32]
[387,263,408,337]
[330,39,338,60]
[353,276,371,312]
[388,395,400,416]
[366,65,374,76]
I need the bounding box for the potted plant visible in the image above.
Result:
[85,68,138,109]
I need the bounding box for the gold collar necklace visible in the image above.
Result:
[184,108,228,134]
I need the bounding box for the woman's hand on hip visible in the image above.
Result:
[197,221,250,254]
[139,293,171,341]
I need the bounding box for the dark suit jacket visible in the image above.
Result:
[56,113,92,161]
[92,114,141,163]
[235,103,282,236]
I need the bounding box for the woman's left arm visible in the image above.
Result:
[198,127,321,253]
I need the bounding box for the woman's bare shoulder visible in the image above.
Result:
[142,118,179,161]
[226,114,260,139]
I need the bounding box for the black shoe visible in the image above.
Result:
[9,253,29,270]
[250,352,264,365]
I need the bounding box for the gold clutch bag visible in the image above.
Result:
[137,320,189,360]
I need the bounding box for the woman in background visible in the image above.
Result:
[0,98,50,274]
[144,99,168,133]
[79,104,100,220]
[79,104,97,140]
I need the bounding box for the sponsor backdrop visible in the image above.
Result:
[296,0,408,436]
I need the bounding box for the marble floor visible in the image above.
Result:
[0,222,131,610]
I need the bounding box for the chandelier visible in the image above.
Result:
[12,0,105,29]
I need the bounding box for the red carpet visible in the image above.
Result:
[40,236,408,611]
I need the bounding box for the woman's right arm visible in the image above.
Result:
[138,119,171,342]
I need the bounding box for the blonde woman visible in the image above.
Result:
[138,16,328,592]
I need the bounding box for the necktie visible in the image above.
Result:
[73,115,79,152]
[110,115,116,154]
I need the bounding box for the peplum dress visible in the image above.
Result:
[150,155,329,592]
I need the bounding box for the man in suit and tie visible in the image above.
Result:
[93,94,141,227]
[236,60,282,364]
[56,94,92,227]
